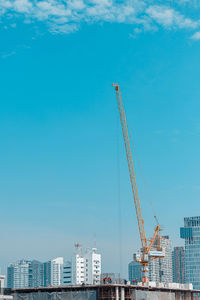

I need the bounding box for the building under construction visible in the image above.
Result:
[3,284,200,300]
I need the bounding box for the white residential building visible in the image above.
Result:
[72,245,85,285]
[71,244,101,285]
[85,248,101,285]
[51,257,63,286]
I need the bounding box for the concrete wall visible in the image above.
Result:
[12,291,97,300]
[135,290,175,300]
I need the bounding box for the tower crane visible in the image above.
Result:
[112,83,164,284]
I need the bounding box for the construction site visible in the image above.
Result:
[3,284,200,300]
[1,85,198,300]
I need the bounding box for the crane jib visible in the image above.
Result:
[112,83,162,284]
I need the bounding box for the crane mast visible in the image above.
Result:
[112,83,162,283]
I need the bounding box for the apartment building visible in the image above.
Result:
[149,236,172,283]
[7,260,31,289]
[71,244,101,285]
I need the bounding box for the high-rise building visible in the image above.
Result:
[7,260,44,288]
[180,216,200,289]
[172,247,184,283]
[149,236,172,284]
[51,257,63,286]
[43,261,51,287]
[7,257,64,288]
[43,257,64,287]
[7,245,101,288]
[63,261,72,286]
[71,244,101,285]
[29,260,43,288]
[85,248,101,285]
[72,244,85,285]
[7,260,31,289]
[128,254,141,283]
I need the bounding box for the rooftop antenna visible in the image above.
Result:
[93,233,97,248]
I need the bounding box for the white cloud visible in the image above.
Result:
[146,5,198,29]
[35,1,70,19]
[49,22,78,34]
[68,0,85,10]
[0,0,11,15]
[0,0,199,35]
[0,0,11,9]
[13,0,32,13]
[191,31,200,40]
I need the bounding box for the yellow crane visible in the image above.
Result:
[112,83,164,284]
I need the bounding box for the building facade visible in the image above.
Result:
[149,236,172,284]
[128,259,141,283]
[71,245,85,285]
[43,257,64,287]
[172,247,184,283]
[8,257,64,289]
[180,216,200,289]
[7,245,101,288]
[43,261,51,287]
[51,257,63,286]
[71,244,101,285]
[7,260,31,289]
[84,248,101,285]
[29,260,43,288]
[63,261,72,286]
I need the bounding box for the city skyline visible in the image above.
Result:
[6,245,101,288]
[0,220,193,282]
[4,224,196,288]
[1,0,200,281]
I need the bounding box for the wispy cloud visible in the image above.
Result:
[1,50,16,58]
[0,0,199,35]
[146,5,198,29]
[191,31,200,40]
[1,43,30,59]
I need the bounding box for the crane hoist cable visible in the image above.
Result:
[128,126,159,225]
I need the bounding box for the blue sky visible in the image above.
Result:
[1,0,200,278]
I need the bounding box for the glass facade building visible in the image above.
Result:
[172,247,184,283]
[43,261,51,287]
[128,254,141,283]
[128,261,141,283]
[180,216,200,289]
[30,260,44,287]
